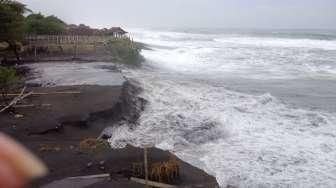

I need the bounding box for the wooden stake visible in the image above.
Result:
[34,46,37,61]
[144,147,149,188]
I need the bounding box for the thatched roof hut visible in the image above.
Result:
[65,24,127,37]
[107,27,128,37]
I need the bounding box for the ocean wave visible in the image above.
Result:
[108,67,336,187]
[141,44,336,80]
[214,37,336,50]
[104,28,336,187]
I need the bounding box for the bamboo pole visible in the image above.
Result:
[68,174,109,179]
[6,91,81,96]
[144,147,149,188]
[0,88,33,113]
[0,104,51,108]
[67,174,177,188]
[130,177,177,188]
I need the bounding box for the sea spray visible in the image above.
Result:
[108,28,336,187]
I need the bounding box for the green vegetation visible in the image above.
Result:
[0,66,19,103]
[106,38,144,65]
[1,1,142,65]
[24,13,66,35]
[0,0,29,61]
[0,1,66,61]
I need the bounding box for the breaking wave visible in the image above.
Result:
[108,29,336,187]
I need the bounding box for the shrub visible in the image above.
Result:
[0,66,19,103]
[106,38,144,65]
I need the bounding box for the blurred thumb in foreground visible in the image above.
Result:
[0,133,47,188]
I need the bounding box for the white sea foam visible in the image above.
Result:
[108,29,336,187]
[109,67,336,187]
[26,29,336,187]
[130,29,336,80]
[214,37,336,51]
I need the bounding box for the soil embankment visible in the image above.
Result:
[0,78,219,187]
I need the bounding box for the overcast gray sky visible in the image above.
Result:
[19,0,336,29]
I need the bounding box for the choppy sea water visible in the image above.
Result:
[26,29,336,187]
[107,29,336,187]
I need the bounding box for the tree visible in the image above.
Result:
[24,13,66,35]
[0,0,29,61]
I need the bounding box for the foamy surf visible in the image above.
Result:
[214,37,336,50]
[131,28,336,79]
[108,29,336,187]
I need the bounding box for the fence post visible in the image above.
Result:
[34,45,37,61]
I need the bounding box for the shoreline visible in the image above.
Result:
[0,61,220,187]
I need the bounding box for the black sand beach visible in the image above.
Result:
[0,79,219,187]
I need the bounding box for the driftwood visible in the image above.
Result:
[0,104,34,108]
[0,91,79,113]
[130,177,177,188]
[6,91,81,96]
[68,174,110,179]
[0,104,51,108]
[0,87,33,113]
